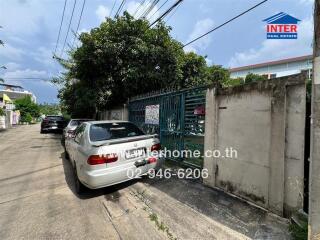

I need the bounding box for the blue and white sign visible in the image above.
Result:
[263,12,300,39]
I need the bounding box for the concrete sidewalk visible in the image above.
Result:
[124,174,291,240]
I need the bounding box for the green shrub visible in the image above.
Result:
[289,222,308,240]
[21,113,33,123]
[245,73,268,83]
[0,108,5,116]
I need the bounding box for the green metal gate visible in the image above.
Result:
[129,86,206,168]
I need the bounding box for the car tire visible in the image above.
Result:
[40,129,45,134]
[73,164,86,195]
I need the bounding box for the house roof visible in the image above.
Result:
[229,55,313,73]
[0,83,24,89]
[263,12,301,24]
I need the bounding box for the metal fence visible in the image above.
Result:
[129,86,206,168]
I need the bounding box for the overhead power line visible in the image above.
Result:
[148,0,170,20]
[71,0,86,49]
[109,0,117,17]
[115,0,126,18]
[149,0,183,27]
[183,0,269,48]
[60,0,77,57]
[136,0,149,18]
[133,0,146,17]
[54,0,68,55]
[163,1,180,23]
[140,0,160,19]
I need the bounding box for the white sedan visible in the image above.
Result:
[65,120,163,194]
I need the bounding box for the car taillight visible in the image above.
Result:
[67,129,75,134]
[87,154,118,165]
[148,157,157,164]
[151,143,161,151]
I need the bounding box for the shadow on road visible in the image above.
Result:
[60,152,137,200]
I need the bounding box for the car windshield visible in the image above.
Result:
[70,119,92,127]
[46,116,64,121]
[89,122,145,142]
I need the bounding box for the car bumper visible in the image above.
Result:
[80,157,164,189]
[42,126,63,130]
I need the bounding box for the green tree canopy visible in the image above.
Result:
[179,52,208,88]
[206,65,230,87]
[14,96,40,123]
[245,73,268,83]
[38,103,61,116]
[55,13,240,117]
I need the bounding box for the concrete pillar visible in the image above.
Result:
[309,1,320,238]
[203,87,218,187]
[268,84,286,216]
[284,83,306,216]
[123,104,129,121]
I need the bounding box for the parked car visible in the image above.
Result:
[40,115,67,133]
[65,121,163,194]
[62,119,94,146]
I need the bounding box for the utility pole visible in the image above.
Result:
[309,0,320,239]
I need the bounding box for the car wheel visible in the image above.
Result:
[40,129,45,134]
[73,164,86,195]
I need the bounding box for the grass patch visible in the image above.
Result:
[289,222,308,240]
[149,213,177,240]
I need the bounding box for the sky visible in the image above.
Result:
[0,0,314,103]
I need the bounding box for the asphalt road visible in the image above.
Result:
[0,124,150,240]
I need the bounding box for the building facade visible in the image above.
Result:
[0,84,37,103]
[0,84,36,128]
[230,55,312,80]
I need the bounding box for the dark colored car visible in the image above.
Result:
[40,115,67,133]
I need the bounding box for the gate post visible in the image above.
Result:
[268,83,286,216]
[203,87,218,187]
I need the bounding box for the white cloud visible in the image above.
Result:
[79,28,89,34]
[0,43,25,60]
[4,62,21,71]
[0,1,48,36]
[228,17,313,67]
[0,68,51,86]
[205,58,213,66]
[96,5,110,22]
[1,68,48,79]
[126,1,141,16]
[32,47,56,67]
[184,18,215,53]
[299,0,314,4]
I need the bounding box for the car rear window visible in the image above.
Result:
[89,122,145,142]
[46,116,64,121]
[70,119,92,126]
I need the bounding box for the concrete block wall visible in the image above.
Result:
[204,73,306,217]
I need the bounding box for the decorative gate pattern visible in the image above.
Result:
[129,86,206,167]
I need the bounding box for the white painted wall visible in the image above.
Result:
[230,58,312,79]
[204,73,306,217]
